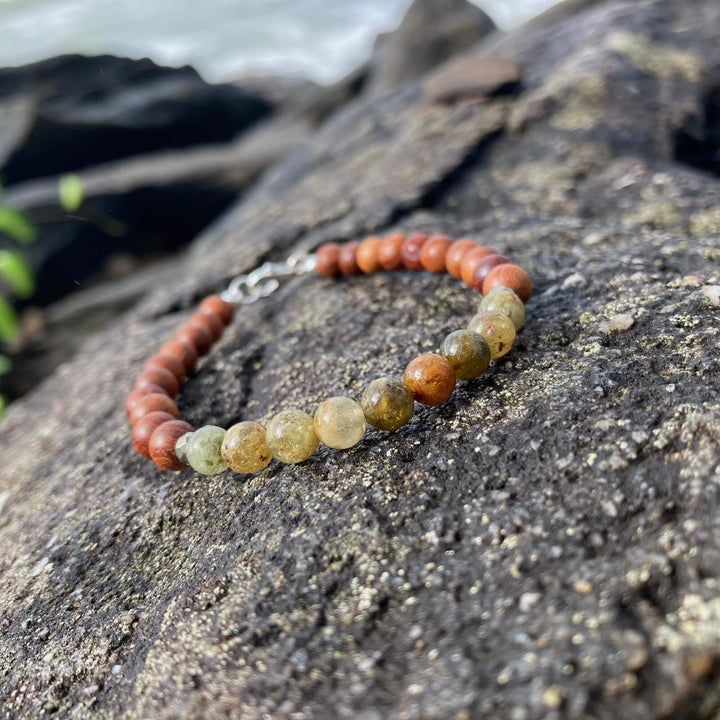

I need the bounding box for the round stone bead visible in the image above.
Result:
[361,376,415,431]
[186,425,228,475]
[356,236,382,274]
[460,246,495,286]
[440,329,492,380]
[479,286,525,330]
[132,411,177,458]
[483,263,532,302]
[445,239,476,278]
[143,353,186,382]
[175,431,193,464]
[187,311,224,342]
[134,365,180,397]
[129,392,179,425]
[266,409,319,463]
[125,383,168,419]
[198,294,234,325]
[316,243,341,277]
[467,312,516,359]
[419,235,452,273]
[400,234,428,270]
[149,419,194,471]
[159,340,198,375]
[403,353,456,405]
[338,242,361,276]
[221,421,272,474]
[176,323,214,355]
[472,253,510,291]
[314,396,366,450]
[377,234,405,271]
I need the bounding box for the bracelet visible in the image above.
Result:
[125,233,532,476]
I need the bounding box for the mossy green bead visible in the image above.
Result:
[186,425,228,475]
[266,409,319,464]
[467,312,516,359]
[361,376,415,431]
[479,286,525,330]
[314,396,365,450]
[221,421,272,474]
[440,329,491,380]
[174,431,193,464]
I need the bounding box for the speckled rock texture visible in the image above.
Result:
[2,1,720,718]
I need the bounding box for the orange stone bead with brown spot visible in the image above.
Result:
[403,353,456,406]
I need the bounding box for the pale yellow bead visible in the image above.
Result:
[221,421,272,474]
[467,312,516,359]
[479,286,525,330]
[266,409,319,464]
[314,396,365,450]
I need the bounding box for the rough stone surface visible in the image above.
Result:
[424,55,521,104]
[2,1,720,719]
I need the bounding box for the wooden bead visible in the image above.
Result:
[377,234,405,271]
[159,340,198,375]
[176,323,213,355]
[144,353,186,382]
[316,243,341,277]
[129,393,180,425]
[460,246,495,286]
[149,419,195,470]
[445,239,476,278]
[403,353,456,406]
[483,264,532,302]
[135,365,180,397]
[420,235,453,273]
[356,236,383,274]
[198,295,234,325]
[338,242,361,276]
[473,254,510,291]
[400,234,429,270]
[125,384,167,419]
[187,311,224,342]
[132,411,177,458]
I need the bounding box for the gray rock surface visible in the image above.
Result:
[2,1,720,719]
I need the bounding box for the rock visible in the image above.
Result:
[370,0,496,94]
[424,55,521,103]
[0,54,273,185]
[2,1,720,719]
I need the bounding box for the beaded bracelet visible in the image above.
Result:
[126,233,531,476]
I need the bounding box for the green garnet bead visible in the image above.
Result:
[314,396,366,449]
[221,421,272,474]
[186,425,228,475]
[440,329,492,380]
[361,376,415,431]
[479,286,525,330]
[467,312,516,359]
[174,431,193,464]
[266,409,319,464]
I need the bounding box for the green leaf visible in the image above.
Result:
[0,394,7,420]
[0,295,19,343]
[0,207,36,244]
[0,354,10,375]
[0,250,34,298]
[59,173,84,212]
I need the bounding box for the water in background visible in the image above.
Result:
[0,0,557,82]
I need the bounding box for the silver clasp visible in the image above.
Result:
[221,251,316,305]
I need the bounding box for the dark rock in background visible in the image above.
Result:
[2,1,720,718]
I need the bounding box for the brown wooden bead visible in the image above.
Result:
[135,365,180,396]
[176,323,214,355]
[144,353,186,382]
[460,246,495,286]
[356,236,383,274]
[149,419,195,470]
[483,263,532,302]
[420,235,453,273]
[472,253,510,291]
[187,311,224,342]
[316,243,341,277]
[125,384,167,419]
[400,234,429,270]
[445,239,477,278]
[129,393,180,425]
[198,295,234,325]
[377,233,405,271]
[132,411,177,458]
[338,242,361,275]
[159,340,198,375]
[403,353,456,406]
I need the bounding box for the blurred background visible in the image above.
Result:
[0,0,558,414]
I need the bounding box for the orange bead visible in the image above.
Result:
[420,235,453,273]
[445,239,477,278]
[316,243,341,277]
[129,393,180,425]
[159,340,198,375]
[400,234,429,270]
[135,365,180,397]
[187,311,224,342]
[403,353,456,406]
[338,242,361,275]
[176,323,213,355]
[198,295,234,325]
[149,419,195,470]
[377,233,405,271]
[460,246,495,286]
[125,384,167,419]
[132,411,177,458]
[483,264,532,302]
[356,236,383,274]
[144,353,186,382]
